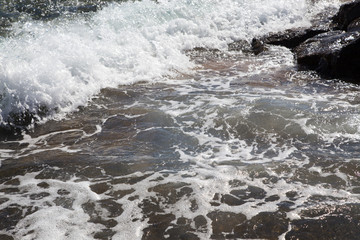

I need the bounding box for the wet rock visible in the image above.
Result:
[57,189,70,195]
[37,182,50,189]
[277,201,295,212]
[234,212,289,240]
[295,30,360,79]
[165,218,200,240]
[139,197,163,216]
[35,167,73,181]
[107,189,135,199]
[74,4,98,13]
[261,28,328,49]
[231,186,267,200]
[0,204,36,231]
[286,204,360,240]
[193,215,207,231]
[148,182,192,205]
[286,191,298,200]
[251,38,268,55]
[220,194,245,206]
[347,17,360,32]
[352,187,360,194]
[92,218,118,228]
[0,234,14,240]
[0,206,22,230]
[265,195,280,202]
[300,203,360,218]
[220,186,267,206]
[142,213,176,240]
[29,192,50,200]
[286,215,360,240]
[0,188,20,194]
[11,0,99,20]
[90,182,111,194]
[228,179,246,188]
[54,197,74,209]
[94,229,116,239]
[111,173,153,185]
[207,211,246,238]
[4,178,20,186]
[82,200,120,229]
[99,199,123,218]
[190,199,198,212]
[0,198,9,205]
[332,0,360,30]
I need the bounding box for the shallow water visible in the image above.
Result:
[1,0,360,239]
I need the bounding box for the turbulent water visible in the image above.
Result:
[1,0,360,239]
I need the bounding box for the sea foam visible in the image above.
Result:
[0,0,340,126]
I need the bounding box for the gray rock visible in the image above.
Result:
[260,27,327,49]
[295,30,360,79]
[332,0,360,30]
[347,17,360,32]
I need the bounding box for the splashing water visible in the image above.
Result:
[2,0,360,240]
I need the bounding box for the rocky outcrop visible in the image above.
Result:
[294,0,360,80]
[259,27,328,49]
[295,31,360,77]
[246,0,360,81]
[1,0,100,22]
[332,0,360,30]
[347,17,360,32]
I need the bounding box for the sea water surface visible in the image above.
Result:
[1,0,360,239]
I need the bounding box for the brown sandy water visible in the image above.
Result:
[1,46,360,239]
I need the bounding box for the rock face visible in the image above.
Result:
[293,0,360,80]
[295,31,360,77]
[247,0,360,81]
[261,28,327,49]
[332,0,360,30]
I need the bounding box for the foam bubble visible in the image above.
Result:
[0,0,339,126]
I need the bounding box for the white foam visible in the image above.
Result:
[14,207,102,240]
[0,0,339,125]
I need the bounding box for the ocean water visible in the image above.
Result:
[1,0,360,239]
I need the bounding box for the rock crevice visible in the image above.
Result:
[253,0,360,82]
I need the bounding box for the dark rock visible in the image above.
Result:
[234,212,288,240]
[295,30,360,78]
[90,182,110,194]
[0,234,14,240]
[311,6,340,30]
[0,204,37,231]
[333,0,360,30]
[193,215,207,230]
[231,186,267,200]
[251,38,268,55]
[207,211,246,238]
[57,189,70,195]
[75,5,97,13]
[94,229,116,239]
[347,17,360,32]
[37,182,50,189]
[277,201,295,212]
[220,194,245,206]
[54,197,74,209]
[29,192,50,200]
[265,195,280,202]
[0,198,9,205]
[99,199,123,218]
[286,215,360,240]
[142,214,176,240]
[261,27,328,49]
[286,204,360,240]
